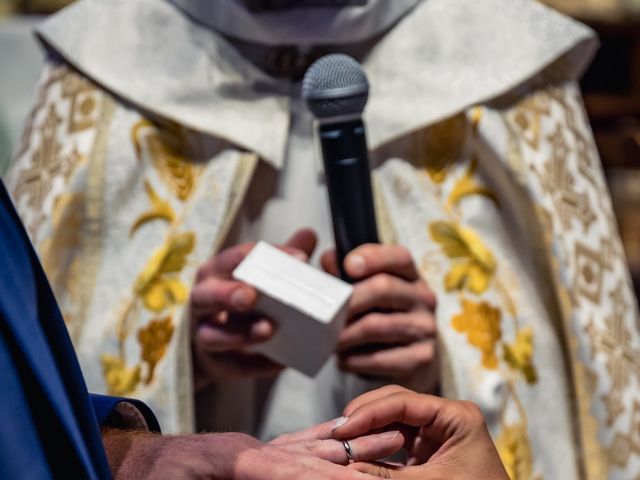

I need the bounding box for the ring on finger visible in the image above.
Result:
[342,440,355,463]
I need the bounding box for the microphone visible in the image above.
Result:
[302,54,379,282]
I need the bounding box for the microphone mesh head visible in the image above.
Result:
[302,54,369,120]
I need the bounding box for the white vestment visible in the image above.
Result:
[7,1,640,478]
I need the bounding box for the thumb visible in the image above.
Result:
[284,228,318,259]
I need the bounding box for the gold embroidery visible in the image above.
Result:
[101,354,142,396]
[12,64,66,163]
[134,232,194,313]
[452,299,502,369]
[412,114,467,183]
[130,181,176,236]
[131,119,203,200]
[503,328,538,384]
[508,84,640,475]
[538,126,596,231]
[447,158,498,208]
[429,221,496,294]
[61,70,101,133]
[39,191,85,307]
[508,91,550,150]
[496,422,540,480]
[586,285,640,396]
[607,401,640,467]
[416,105,544,478]
[574,241,607,304]
[14,105,65,208]
[138,316,175,384]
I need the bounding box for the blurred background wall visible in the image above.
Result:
[1,0,639,298]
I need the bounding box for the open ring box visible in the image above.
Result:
[233,241,353,377]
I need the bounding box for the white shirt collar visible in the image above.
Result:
[37,0,597,169]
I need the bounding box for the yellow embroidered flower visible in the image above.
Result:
[495,423,537,480]
[448,159,498,208]
[138,316,175,384]
[452,299,502,369]
[134,232,195,312]
[101,355,141,396]
[130,181,175,236]
[414,114,467,183]
[429,221,496,294]
[503,328,538,384]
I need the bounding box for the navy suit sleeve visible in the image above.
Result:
[90,394,161,433]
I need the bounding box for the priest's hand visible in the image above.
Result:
[321,244,438,390]
[332,385,510,480]
[190,229,317,390]
[103,418,403,480]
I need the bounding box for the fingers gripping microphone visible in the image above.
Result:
[302,54,379,281]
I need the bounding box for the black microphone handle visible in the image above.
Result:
[319,118,379,282]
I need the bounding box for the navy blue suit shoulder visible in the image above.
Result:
[0,181,158,479]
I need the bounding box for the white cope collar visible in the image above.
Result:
[37,0,597,169]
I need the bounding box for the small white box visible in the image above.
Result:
[232,241,353,377]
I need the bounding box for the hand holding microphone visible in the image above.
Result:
[303,56,439,386]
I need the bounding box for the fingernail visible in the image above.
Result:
[346,254,366,276]
[251,320,273,339]
[293,251,308,262]
[231,288,252,309]
[378,430,400,439]
[333,416,349,430]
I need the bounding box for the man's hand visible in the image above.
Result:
[321,244,438,388]
[332,385,510,480]
[103,420,405,479]
[191,229,317,391]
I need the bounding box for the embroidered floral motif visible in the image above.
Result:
[101,354,141,396]
[414,107,542,478]
[429,221,496,294]
[412,113,468,183]
[132,119,203,200]
[452,299,502,369]
[448,158,498,208]
[496,422,539,480]
[503,328,538,384]
[138,316,175,384]
[130,181,176,236]
[134,232,194,313]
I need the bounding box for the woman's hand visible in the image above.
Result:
[332,385,509,480]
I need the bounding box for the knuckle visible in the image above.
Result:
[271,433,292,445]
[363,313,388,334]
[415,281,437,307]
[303,440,322,454]
[383,384,411,396]
[413,312,437,336]
[395,245,413,264]
[372,274,394,294]
[368,351,387,370]
[416,343,435,364]
[458,401,486,428]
